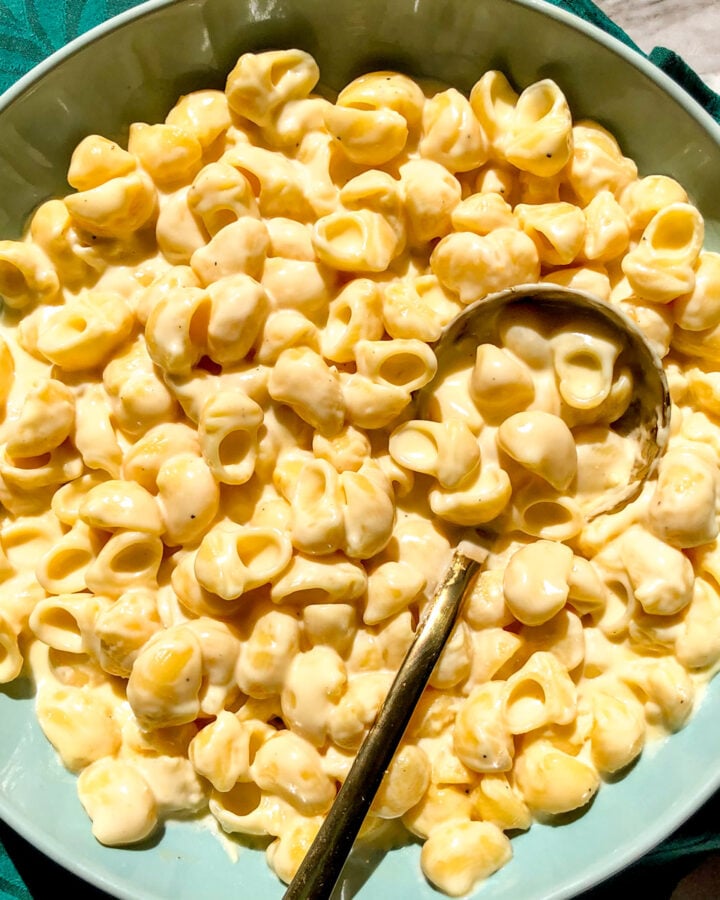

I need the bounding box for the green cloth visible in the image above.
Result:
[0,0,719,898]
[0,0,138,91]
[0,853,30,900]
[649,45,720,122]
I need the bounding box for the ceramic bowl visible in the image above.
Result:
[0,1,719,898]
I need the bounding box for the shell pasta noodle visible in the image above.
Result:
[1,46,720,898]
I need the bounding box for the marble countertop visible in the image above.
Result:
[595,0,720,92]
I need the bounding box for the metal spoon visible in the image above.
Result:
[283,283,670,900]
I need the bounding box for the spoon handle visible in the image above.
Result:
[282,548,483,900]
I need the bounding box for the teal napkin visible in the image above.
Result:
[0,852,30,900]
[0,0,137,91]
[0,1,719,898]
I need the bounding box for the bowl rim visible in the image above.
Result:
[1,0,719,142]
[0,1,719,899]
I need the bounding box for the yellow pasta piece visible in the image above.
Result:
[225,49,319,127]
[421,820,512,897]
[36,291,133,371]
[165,89,232,148]
[128,122,203,185]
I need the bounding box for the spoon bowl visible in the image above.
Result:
[421,283,671,521]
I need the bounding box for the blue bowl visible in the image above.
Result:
[1,1,719,898]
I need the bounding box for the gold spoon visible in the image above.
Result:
[283,283,670,900]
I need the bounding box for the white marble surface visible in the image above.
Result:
[595,0,720,92]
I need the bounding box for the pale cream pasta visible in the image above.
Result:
[1,47,719,900]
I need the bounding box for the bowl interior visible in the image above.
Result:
[0,1,719,899]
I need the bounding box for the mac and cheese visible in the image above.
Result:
[0,49,719,897]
